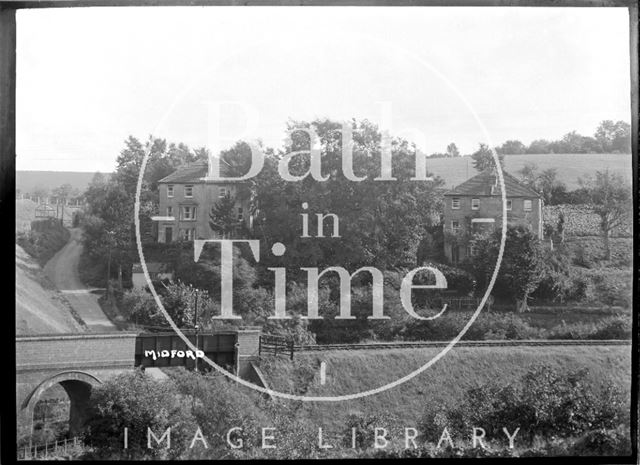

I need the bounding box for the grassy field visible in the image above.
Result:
[258,344,631,431]
[427,153,632,190]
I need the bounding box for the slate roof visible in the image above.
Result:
[158,159,238,184]
[444,170,541,198]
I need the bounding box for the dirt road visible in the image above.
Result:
[44,228,117,332]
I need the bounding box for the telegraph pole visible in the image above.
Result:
[194,290,199,373]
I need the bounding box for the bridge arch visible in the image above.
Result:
[22,371,102,436]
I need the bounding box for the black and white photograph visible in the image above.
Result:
[5,1,638,461]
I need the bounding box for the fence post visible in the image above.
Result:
[64,438,68,454]
[45,441,48,458]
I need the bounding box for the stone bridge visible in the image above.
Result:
[16,329,261,437]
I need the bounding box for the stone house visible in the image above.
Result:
[153,161,252,243]
[443,170,543,264]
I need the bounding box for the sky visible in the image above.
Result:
[16,6,632,172]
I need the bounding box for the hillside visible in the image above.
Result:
[427,153,632,190]
[17,170,111,194]
[258,344,631,430]
[16,154,630,194]
[16,199,37,233]
[16,244,86,335]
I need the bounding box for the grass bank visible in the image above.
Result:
[258,344,631,431]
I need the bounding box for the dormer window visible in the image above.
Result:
[451,197,460,209]
[185,185,193,198]
[471,198,480,210]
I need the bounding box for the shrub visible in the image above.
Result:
[399,311,543,342]
[341,413,390,450]
[569,427,631,456]
[591,316,632,340]
[418,365,629,445]
[83,371,197,460]
[120,287,165,327]
[16,218,70,265]
[170,369,267,459]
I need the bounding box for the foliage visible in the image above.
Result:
[170,370,268,459]
[467,225,544,311]
[418,365,629,444]
[497,139,526,155]
[16,218,70,266]
[517,163,566,205]
[546,316,631,340]
[251,118,445,280]
[594,120,631,154]
[446,142,460,157]
[208,193,240,237]
[578,169,632,259]
[533,246,589,303]
[83,371,197,460]
[470,143,504,172]
[569,427,631,456]
[120,287,165,326]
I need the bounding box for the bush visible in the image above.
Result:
[341,413,390,450]
[418,365,629,445]
[16,218,69,265]
[569,427,631,456]
[83,371,197,460]
[170,369,268,459]
[399,311,543,342]
[120,287,165,327]
[587,271,632,308]
[548,316,631,340]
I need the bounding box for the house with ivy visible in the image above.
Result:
[443,170,543,264]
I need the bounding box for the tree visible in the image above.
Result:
[161,281,212,328]
[537,168,567,205]
[553,131,601,154]
[517,162,539,190]
[595,120,631,153]
[471,143,504,172]
[52,183,74,202]
[526,139,552,154]
[517,164,566,205]
[31,186,49,203]
[446,143,460,158]
[468,225,544,312]
[84,371,196,460]
[251,118,445,278]
[82,180,135,293]
[209,193,239,238]
[497,140,526,155]
[578,170,631,260]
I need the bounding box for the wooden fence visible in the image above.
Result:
[259,334,294,360]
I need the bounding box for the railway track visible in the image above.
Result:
[294,339,631,352]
